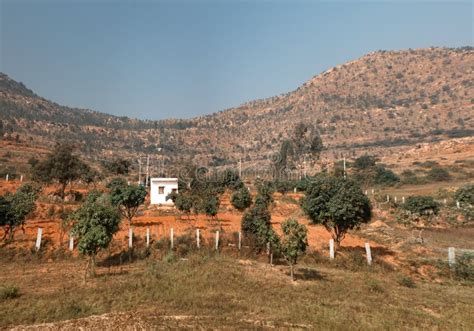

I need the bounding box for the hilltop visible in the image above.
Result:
[1,47,473,170]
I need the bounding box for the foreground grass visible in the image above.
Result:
[0,252,473,329]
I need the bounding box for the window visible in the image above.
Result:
[158,186,165,194]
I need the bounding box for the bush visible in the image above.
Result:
[426,166,451,182]
[398,276,416,288]
[454,184,474,205]
[0,285,19,300]
[353,154,376,170]
[403,196,440,216]
[454,253,474,281]
[374,166,400,186]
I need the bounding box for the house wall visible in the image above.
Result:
[150,178,178,205]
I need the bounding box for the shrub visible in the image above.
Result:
[454,253,474,281]
[353,154,376,170]
[398,276,416,288]
[403,196,440,216]
[0,285,19,300]
[426,166,451,182]
[454,184,474,205]
[374,166,400,186]
[280,219,308,281]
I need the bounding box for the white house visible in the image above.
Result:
[150,178,178,205]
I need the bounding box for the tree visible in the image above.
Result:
[231,186,252,211]
[280,219,308,281]
[353,154,376,170]
[241,192,279,253]
[101,158,131,175]
[0,184,40,242]
[175,194,193,220]
[427,166,451,182]
[108,179,146,228]
[32,143,88,198]
[300,176,371,248]
[71,192,121,277]
[454,184,474,205]
[374,166,400,186]
[204,196,220,226]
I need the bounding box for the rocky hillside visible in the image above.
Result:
[1,47,473,168]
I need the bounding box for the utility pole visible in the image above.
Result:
[145,155,150,187]
[343,156,346,179]
[239,157,242,178]
[138,158,142,185]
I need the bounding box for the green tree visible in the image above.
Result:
[204,196,220,226]
[108,180,147,227]
[175,194,193,220]
[280,219,308,281]
[231,186,252,211]
[71,192,121,277]
[454,184,474,205]
[426,166,451,182]
[241,193,279,253]
[0,184,40,242]
[300,176,371,248]
[32,143,88,198]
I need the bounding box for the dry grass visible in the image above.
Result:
[0,248,473,329]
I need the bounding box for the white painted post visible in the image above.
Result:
[402,196,405,204]
[20,175,23,182]
[5,174,8,182]
[146,227,150,248]
[365,190,368,195]
[394,196,397,203]
[371,189,374,195]
[443,198,447,205]
[448,247,455,267]
[196,229,200,248]
[266,242,270,255]
[35,228,42,250]
[215,231,219,251]
[170,228,174,249]
[128,227,133,248]
[238,231,242,250]
[365,242,372,265]
[456,201,460,209]
[294,187,297,193]
[329,239,335,260]
[386,195,390,203]
[68,235,74,251]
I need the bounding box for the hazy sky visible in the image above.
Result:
[1,0,472,120]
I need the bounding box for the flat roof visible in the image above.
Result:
[150,178,178,181]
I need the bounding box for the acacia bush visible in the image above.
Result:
[426,166,451,182]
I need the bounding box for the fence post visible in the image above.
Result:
[128,227,133,248]
[402,196,405,204]
[443,198,447,205]
[196,229,200,249]
[215,231,219,251]
[5,174,8,182]
[146,227,150,248]
[371,189,374,195]
[329,239,335,259]
[35,228,42,251]
[170,228,174,249]
[365,243,372,265]
[238,232,242,250]
[386,195,390,203]
[394,196,397,203]
[448,247,456,267]
[69,235,74,251]
[456,201,460,209]
[20,175,23,182]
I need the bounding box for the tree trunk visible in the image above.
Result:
[90,254,96,277]
[290,262,295,281]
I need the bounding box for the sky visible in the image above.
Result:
[0,0,472,120]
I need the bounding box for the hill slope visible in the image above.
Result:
[0,47,473,168]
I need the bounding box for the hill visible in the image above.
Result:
[1,47,473,171]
